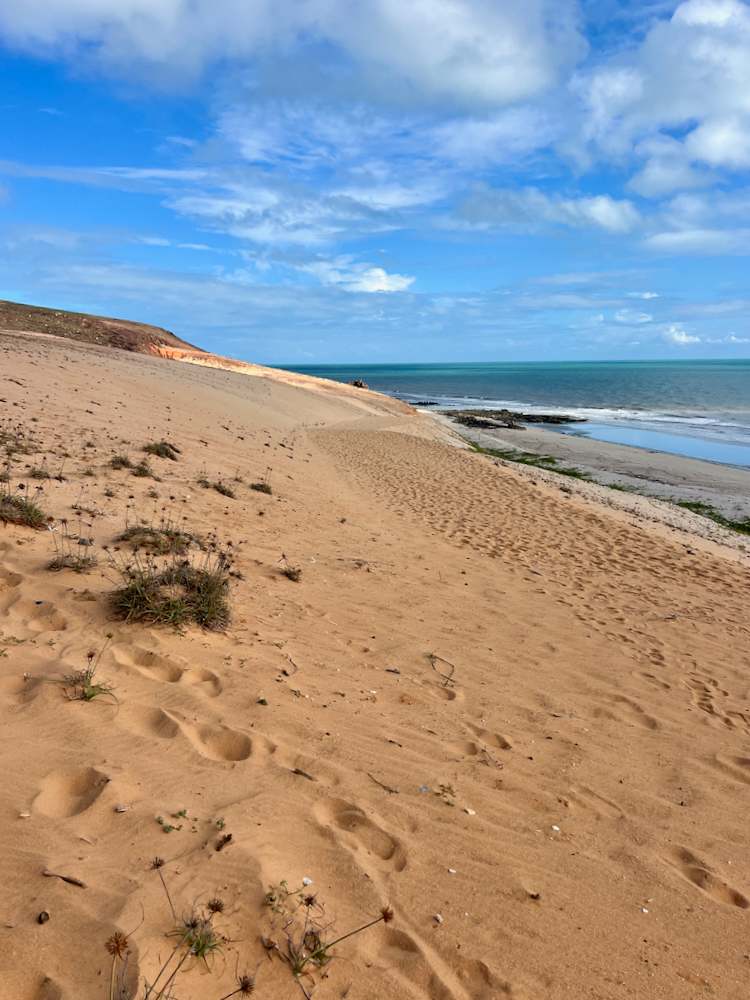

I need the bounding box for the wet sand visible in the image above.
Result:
[433,413,750,523]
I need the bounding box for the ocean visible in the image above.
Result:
[287,360,750,468]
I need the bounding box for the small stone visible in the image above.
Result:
[433,913,444,925]
[448,868,457,874]
[463,807,476,816]
[18,812,31,819]
[302,877,313,886]
[114,804,129,813]
[551,825,561,832]
[37,911,50,924]
[257,697,268,706]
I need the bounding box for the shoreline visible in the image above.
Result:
[430,411,750,556]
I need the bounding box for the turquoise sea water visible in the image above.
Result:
[287,360,750,468]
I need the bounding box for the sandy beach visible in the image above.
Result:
[3,329,750,1000]
[431,413,750,525]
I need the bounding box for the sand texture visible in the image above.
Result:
[434,414,750,523]
[2,329,750,1000]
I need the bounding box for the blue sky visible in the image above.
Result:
[0,0,749,363]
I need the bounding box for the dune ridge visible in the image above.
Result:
[2,328,749,1000]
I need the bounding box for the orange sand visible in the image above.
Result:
[2,329,749,1000]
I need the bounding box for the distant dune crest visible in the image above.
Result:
[0,298,202,355]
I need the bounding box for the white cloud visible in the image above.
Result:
[644,227,750,253]
[663,323,701,344]
[705,332,750,342]
[573,0,750,190]
[454,187,640,233]
[137,235,170,247]
[614,309,653,324]
[428,106,558,166]
[0,0,584,106]
[685,116,750,168]
[627,291,659,299]
[297,256,414,293]
[628,136,713,197]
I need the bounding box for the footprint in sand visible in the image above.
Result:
[564,784,624,819]
[315,798,407,872]
[179,720,254,761]
[594,694,659,731]
[118,704,255,761]
[428,683,464,703]
[33,767,109,818]
[36,978,64,1000]
[113,646,183,681]
[119,704,181,740]
[468,724,513,749]
[453,955,515,999]
[113,645,222,696]
[2,594,69,634]
[0,567,23,593]
[0,674,43,707]
[447,739,483,757]
[382,926,513,999]
[711,754,750,785]
[667,846,749,909]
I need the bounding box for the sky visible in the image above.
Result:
[0,0,749,364]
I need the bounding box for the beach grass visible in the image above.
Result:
[469,441,592,481]
[674,500,750,536]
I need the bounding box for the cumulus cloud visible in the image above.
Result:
[0,0,584,105]
[297,256,415,292]
[574,0,750,193]
[663,323,701,344]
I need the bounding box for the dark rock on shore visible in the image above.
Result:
[449,408,586,429]
[348,378,369,389]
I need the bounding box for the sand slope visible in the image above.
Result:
[2,330,750,1000]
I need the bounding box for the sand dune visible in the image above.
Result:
[2,329,750,1000]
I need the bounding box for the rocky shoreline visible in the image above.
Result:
[429,411,750,539]
[446,407,586,429]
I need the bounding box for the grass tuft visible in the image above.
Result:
[110,548,233,630]
[117,522,199,555]
[144,441,181,461]
[62,639,116,702]
[48,515,96,572]
[263,879,393,995]
[197,474,236,498]
[131,458,155,478]
[279,555,302,582]
[0,482,47,528]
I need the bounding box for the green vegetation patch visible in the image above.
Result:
[469,442,592,481]
[674,500,750,536]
